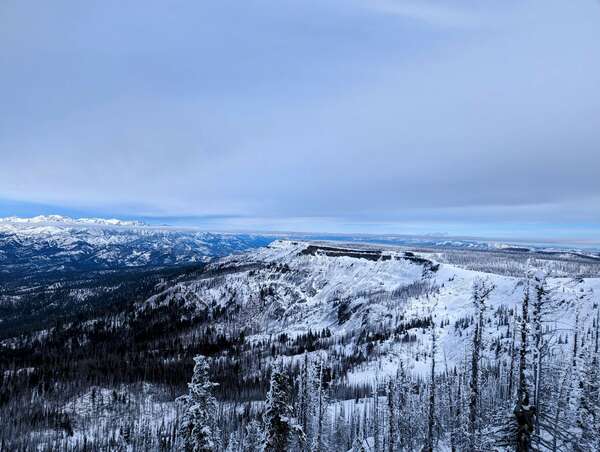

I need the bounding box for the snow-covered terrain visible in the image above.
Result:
[0,215,274,277]
[3,238,599,450]
[138,240,600,382]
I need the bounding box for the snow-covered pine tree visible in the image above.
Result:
[566,293,584,445]
[263,363,304,452]
[425,322,437,452]
[225,431,241,452]
[386,378,397,452]
[178,355,221,452]
[372,377,381,452]
[395,361,416,450]
[311,356,330,452]
[546,353,574,451]
[587,290,600,450]
[513,278,535,452]
[575,288,598,450]
[529,268,550,440]
[296,352,310,438]
[333,410,349,452]
[243,420,264,452]
[507,314,518,401]
[468,278,494,451]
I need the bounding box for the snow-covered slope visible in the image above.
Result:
[138,240,600,382]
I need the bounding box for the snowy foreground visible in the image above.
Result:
[2,239,599,450]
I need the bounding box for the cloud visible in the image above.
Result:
[362,0,483,28]
[0,0,599,235]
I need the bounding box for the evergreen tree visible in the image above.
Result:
[514,279,535,452]
[468,278,494,451]
[243,420,264,452]
[386,378,397,452]
[178,355,221,452]
[311,356,330,452]
[263,363,303,452]
[396,361,414,451]
[530,269,550,442]
[575,288,598,449]
[226,431,241,452]
[425,322,437,452]
[296,353,310,438]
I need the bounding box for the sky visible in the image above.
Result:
[1,0,600,241]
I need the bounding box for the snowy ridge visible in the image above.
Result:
[139,240,600,383]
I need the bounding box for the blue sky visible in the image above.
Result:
[1,0,600,241]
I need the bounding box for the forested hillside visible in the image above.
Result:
[1,240,599,451]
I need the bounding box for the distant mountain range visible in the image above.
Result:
[0,214,145,227]
[1,216,598,284]
[0,215,275,281]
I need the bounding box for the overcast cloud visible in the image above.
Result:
[1,0,599,237]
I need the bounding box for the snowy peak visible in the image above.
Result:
[0,215,145,227]
[0,217,275,280]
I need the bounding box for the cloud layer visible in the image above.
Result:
[1,0,599,234]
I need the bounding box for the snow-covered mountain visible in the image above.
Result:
[136,239,600,380]
[0,215,274,277]
[3,216,595,280]
[3,239,600,450]
[0,215,144,227]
